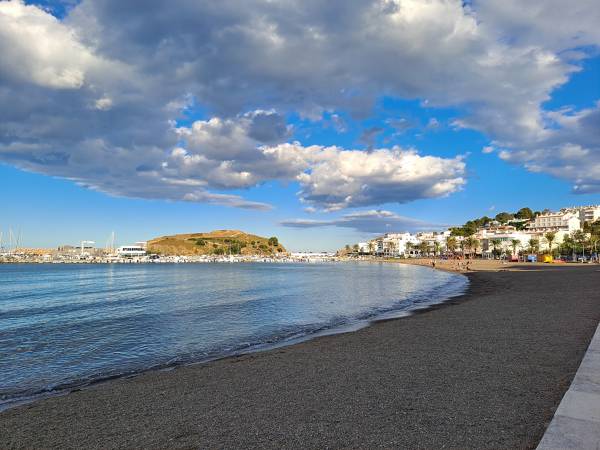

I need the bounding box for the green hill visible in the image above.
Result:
[147,230,286,256]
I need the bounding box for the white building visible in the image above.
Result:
[475,226,531,256]
[477,224,576,255]
[117,245,147,257]
[561,205,600,224]
[371,232,426,257]
[415,231,451,254]
[357,242,371,254]
[528,211,581,234]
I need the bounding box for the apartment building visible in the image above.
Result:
[561,205,600,224]
[528,211,580,233]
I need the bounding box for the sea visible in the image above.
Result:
[0,262,467,409]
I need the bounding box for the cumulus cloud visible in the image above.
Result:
[169,114,466,209]
[0,0,117,89]
[295,146,465,210]
[498,101,600,193]
[0,0,599,209]
[281,210,445,234]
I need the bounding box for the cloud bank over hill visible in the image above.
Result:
[0,0,598,211]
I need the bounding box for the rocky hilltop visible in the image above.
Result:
[147,230,286,256]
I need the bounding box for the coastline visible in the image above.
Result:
[0,262,467,412]
[1,264,599,449]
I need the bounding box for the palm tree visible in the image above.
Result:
[446,236,457,255]
[368,241,375,256]
[433,241,441,257]
[510,239,520,259]
[590,235,599,262]
[572,230,586,259]
[472,238,480,258]
[544,232,556,256]
[528,238,540,254]
[490,238,502,259]
[406,242,414,258]
[464,236,477,258]
[418,241,429,257]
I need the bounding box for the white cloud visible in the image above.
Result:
[170,114,467,209]
[0,1,115,89]
[0,0,598,209]
[498,101,600,193]
[294,146,466,210]
[281,209,446,233]
[182,191,272,210]
[94,96,113,110]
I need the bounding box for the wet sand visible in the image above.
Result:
[1,264,599,449]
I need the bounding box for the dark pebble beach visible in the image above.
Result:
[1,264,599,449]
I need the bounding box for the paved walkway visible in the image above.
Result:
[537,323,600,449]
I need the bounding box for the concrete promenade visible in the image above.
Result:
[537,322,600,449]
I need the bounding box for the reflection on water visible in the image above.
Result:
[0,262,466,405]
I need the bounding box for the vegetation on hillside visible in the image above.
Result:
[450,207,547,236]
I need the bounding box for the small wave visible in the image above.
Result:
[0,268,468,411]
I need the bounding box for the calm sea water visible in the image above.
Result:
[0,262,467,407]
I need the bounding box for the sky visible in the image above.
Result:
[0,0,599,251]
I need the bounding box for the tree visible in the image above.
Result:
[511,239,520,257]
[268,237,279,246]
[495,212,514,223]
[515,207,535,220]
[353,244,359,254]
[528,238,540,254]
[472,238,480,257]
[418,241,430,256]
[433,241,441,257]
[586,219,600,238]
[451,216,492,236]
[446,236,457,255]
[368,241,375,255]
[229,241,242,254]
[560,235,575,258]
[490,239,502,258]
[572,230,587,259]
[508,220,527,231]
[590,235,599,261]
[544,232,556,256]
[464,236,478,258]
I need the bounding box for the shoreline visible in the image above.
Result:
[1,264,599,448]
[0,263,468,412]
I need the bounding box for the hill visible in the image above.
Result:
[147,230,287,256]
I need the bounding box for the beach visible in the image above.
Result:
[1,263,599,449]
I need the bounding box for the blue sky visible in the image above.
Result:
[1,0,599,251]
